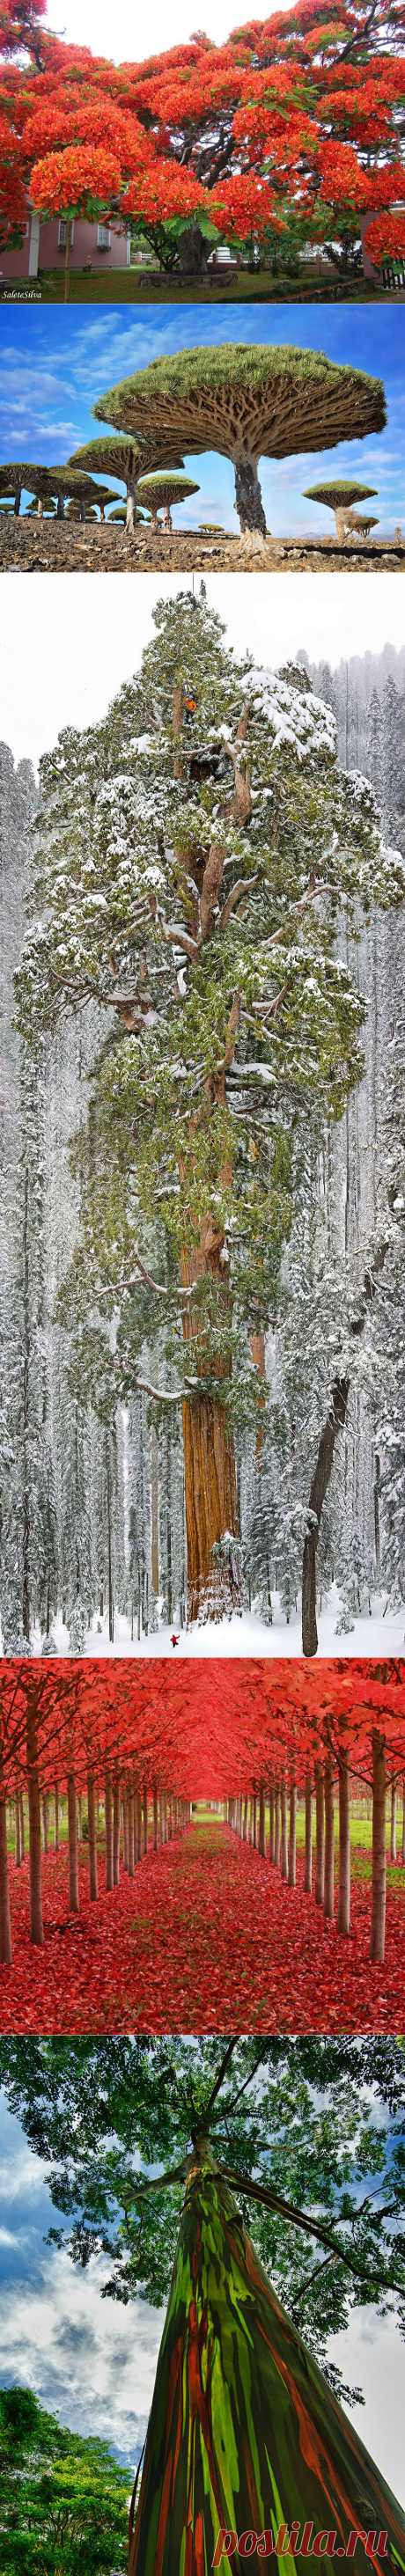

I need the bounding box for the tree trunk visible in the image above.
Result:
[153,1784,158,1851]
[280,1777,288,1881]
[129,2147,405,2576]
[0,1792,12,1965]
[274,1782,281,1868]
[259,1782,266,1859]
[288,1778,297,1888]
[105,1772,114,1890]
[402,1776,405,1867]
[175,222,210,277]
[371,1729,387,1963]
[269,1780,275,1863]
[113,1777,121,1885]
[324,1755,335,1921]
[54,1784,59,1850]
[151,1426,159,1598]
[234,455,267,536]
[302,1377,350,1655]
[315,1761,325,1907]
[182,1386,239,1622]
[304,1769,313,1892]
[67,1771,79,1912]
[64,218,72,304]
[390,1778,396,1863]
[87,1767,99,1901]
[15,1794,22,1870]
[143,1786,148,1855]
[338,1753,350,1937]
[26,1699,43,1946]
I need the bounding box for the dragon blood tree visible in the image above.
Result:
[16,591,405,1625]
[69,437,186,533]
[96,345,386,541]
[0,461,104,518]
[1,2038,405,2576]
[304,481,378,540]
[136,470,200,531]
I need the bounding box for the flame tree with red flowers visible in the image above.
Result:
[1,3,404,289]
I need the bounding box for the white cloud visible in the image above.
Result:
[44,0,294,59]
[0,2240,163,2463]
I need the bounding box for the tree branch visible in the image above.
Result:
[220,2169,405,2296]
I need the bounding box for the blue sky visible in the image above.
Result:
[0,303,403,537]
[1,2086,405,2499]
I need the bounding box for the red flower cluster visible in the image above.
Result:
[30,142,123,212]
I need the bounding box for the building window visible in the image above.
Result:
[97,224,111,250]
[58,219,75,248]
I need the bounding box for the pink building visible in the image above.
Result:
[1,210,132,280]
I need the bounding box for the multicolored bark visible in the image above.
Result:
[129,2149,405,2576]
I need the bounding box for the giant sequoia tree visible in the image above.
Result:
[17,592,405,1623]
[1,2038,405,2574]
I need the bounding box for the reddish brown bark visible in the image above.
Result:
[67,1770,79,1913]
[338,1752,350,1937]
[315,1760,325,1907]
[26,1698,43,1947]
[371,1729,387,1963]
[0,1794,12,1965]
[324,1752,335,1921]
[305,1768,313,1892]
[87,1766,99,1901]
[288,1778,297,1888]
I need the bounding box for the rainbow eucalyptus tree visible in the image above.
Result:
[0,2037,404,2575]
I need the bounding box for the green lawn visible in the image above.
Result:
[31,267,394,305]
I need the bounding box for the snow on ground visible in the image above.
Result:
[43,1589,405,1660]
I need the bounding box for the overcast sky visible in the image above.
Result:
[0,305,402,539]
[1,572,405,769]
[47,0,295,59]
[1,2088,405,2499]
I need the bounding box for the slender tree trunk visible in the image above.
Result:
[105,1772,114,1891]
[151,1425,159,1598]
[274,1782,281,1868]
[304,1769,313,1892]
[128,1791,135,1877]
[402,1776,405,1866]
[269,1780,275,1863]
[64,218,72,305]
[280,1777,288,1881]
[113,1777,121,1885]
[259,1782,266,1859]
[315,1761,325,1907]
[324,1755,335,1920]
[288,1778,297,1888]
[67,1771,79,1912]
[26,1699,43,1946]
[302,1377,350,1655]
[0,1789,12,1965]
[338,1753,350,1937]
[234,454,267,538]
[87,1767,99,1901]
[143,1786,148,1855]
[129,2147,405,2576]
[15,1794,22,1869]
[42,1794,49,1853]
[390,1778,396,1863]
[371,1729,387,1963]
[54,1783,59,1850]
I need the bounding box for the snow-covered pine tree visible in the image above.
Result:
[16,591,405,1626]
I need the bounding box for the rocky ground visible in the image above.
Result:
[0,524,403,573]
